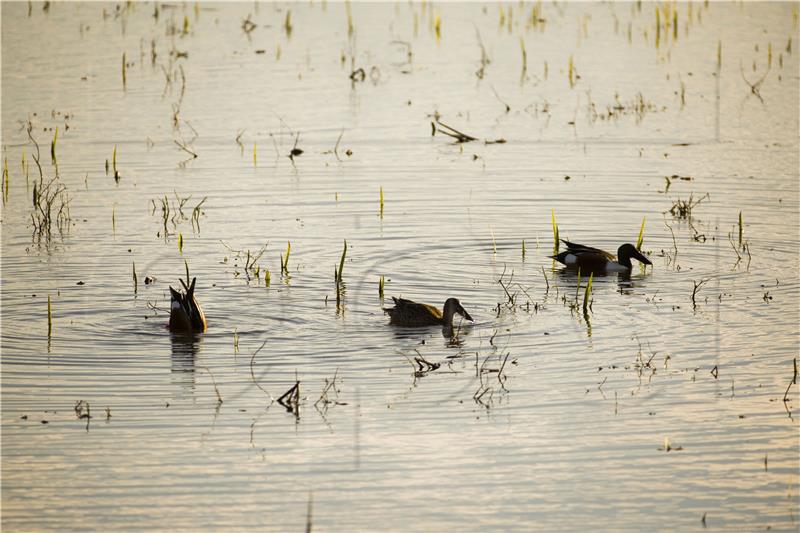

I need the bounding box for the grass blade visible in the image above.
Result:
[551,209,559,253]
[281,241,291,274]
[336,239,347,283]
[636,217,646,250]
[583,272,593,312]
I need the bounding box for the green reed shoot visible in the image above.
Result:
[3,157,8,204]
[178,233,184,254]
[673,9,678,40]
[184,259,190,286]
[583,272,593,313]
[183,15,189,35]
[738,211,743,247]
[132,260,138,293]
[233,328,239,354]
[379,275,385,298]
[346,0,353,38]
[520,37,527,78]
[568,56,575,88]
[284,10,292,36]
[112,204,116,234]
[490,227,497,255]
[47,295,52,336]
[636,217,646,250]
[379,187,384,218]
[335,239,347,284]
[122,52,127,89]
[281,241,291,274]
[551,209,559,253]
[264,269,271,287]
[50,127,58,164]
[253,143,257,166]
[655,8,661,48]
[717,41,722,69]
[112,146,117,174]
[522,239,526,260]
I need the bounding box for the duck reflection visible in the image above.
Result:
[389,320,474,345]
[170,332,203,393]
[554,268,650,295]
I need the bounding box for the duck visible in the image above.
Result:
[169,277,207,333]
[551,239,652,272]
[384,297,473,328]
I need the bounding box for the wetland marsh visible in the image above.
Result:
[1,2,799,531]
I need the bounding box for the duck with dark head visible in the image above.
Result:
[551,240,652,273]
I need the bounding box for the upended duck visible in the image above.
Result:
[384,297,473,328]
[551,240,652,272]
[169,277,207,333]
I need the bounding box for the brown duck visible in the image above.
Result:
[384,297,473,328]
[169,277,207,333]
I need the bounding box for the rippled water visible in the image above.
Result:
[2,2,799,531]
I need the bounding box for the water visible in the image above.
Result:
[2,2,799,531]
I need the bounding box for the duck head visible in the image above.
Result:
[617,243,652,269]
[443,298,473,324]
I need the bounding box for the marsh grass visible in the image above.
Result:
[191,197,206,233]
[669,193,708,219]
[583,273,593,313]
[281,241,291,275]
[112,145,120,182]
[284,10,293,37]
[335,240,347,284]
[335,240,347,307]
[47,295,52,336]
[3,157,8,204]
[50,127,58,164]
[738,211,744,247]
[636,217,646,250]
[568,55,575,88]
[27,122,70,244]
[551,209,559,254]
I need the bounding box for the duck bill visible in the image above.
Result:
[458,306,474,322]
[633,249,652,265]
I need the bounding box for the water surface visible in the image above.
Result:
[2,2,799,531]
